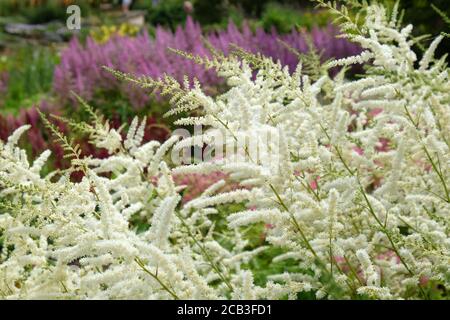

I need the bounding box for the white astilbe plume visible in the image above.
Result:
[0,123,256,299]
[1,1,449,300]
[114,1,447,299]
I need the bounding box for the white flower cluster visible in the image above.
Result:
[161,2,450,299]
[0,119,259,299]
[1,2,449,299]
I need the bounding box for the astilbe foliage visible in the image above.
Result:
[53,17,361,109]
[1,1,449,299]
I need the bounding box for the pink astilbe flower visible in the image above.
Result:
[333,256,352,274]
[376,250,401,264]
[0,72,8,106]
[310,177,320,190]
[352,146,364,155]
[368,107,383,118]
[375,138,391,152]
[54,18,361,109]
[0,113,14,141]
[173,171,241,203]
[0,101,69,169]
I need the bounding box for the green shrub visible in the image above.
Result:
[134,0,187,31]
[381,0,449,55]
[0,0,92,24]
[261,2,332,32]
[0,46,58,113]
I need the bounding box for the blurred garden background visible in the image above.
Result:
[0,0,448,183]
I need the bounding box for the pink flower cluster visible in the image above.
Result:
[173,171,241,203]
[54,17,362,109]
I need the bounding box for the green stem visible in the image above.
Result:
[423,146,450,203]
[135,257,180,300]
[175,211,234,292]
[269,184,318,259]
